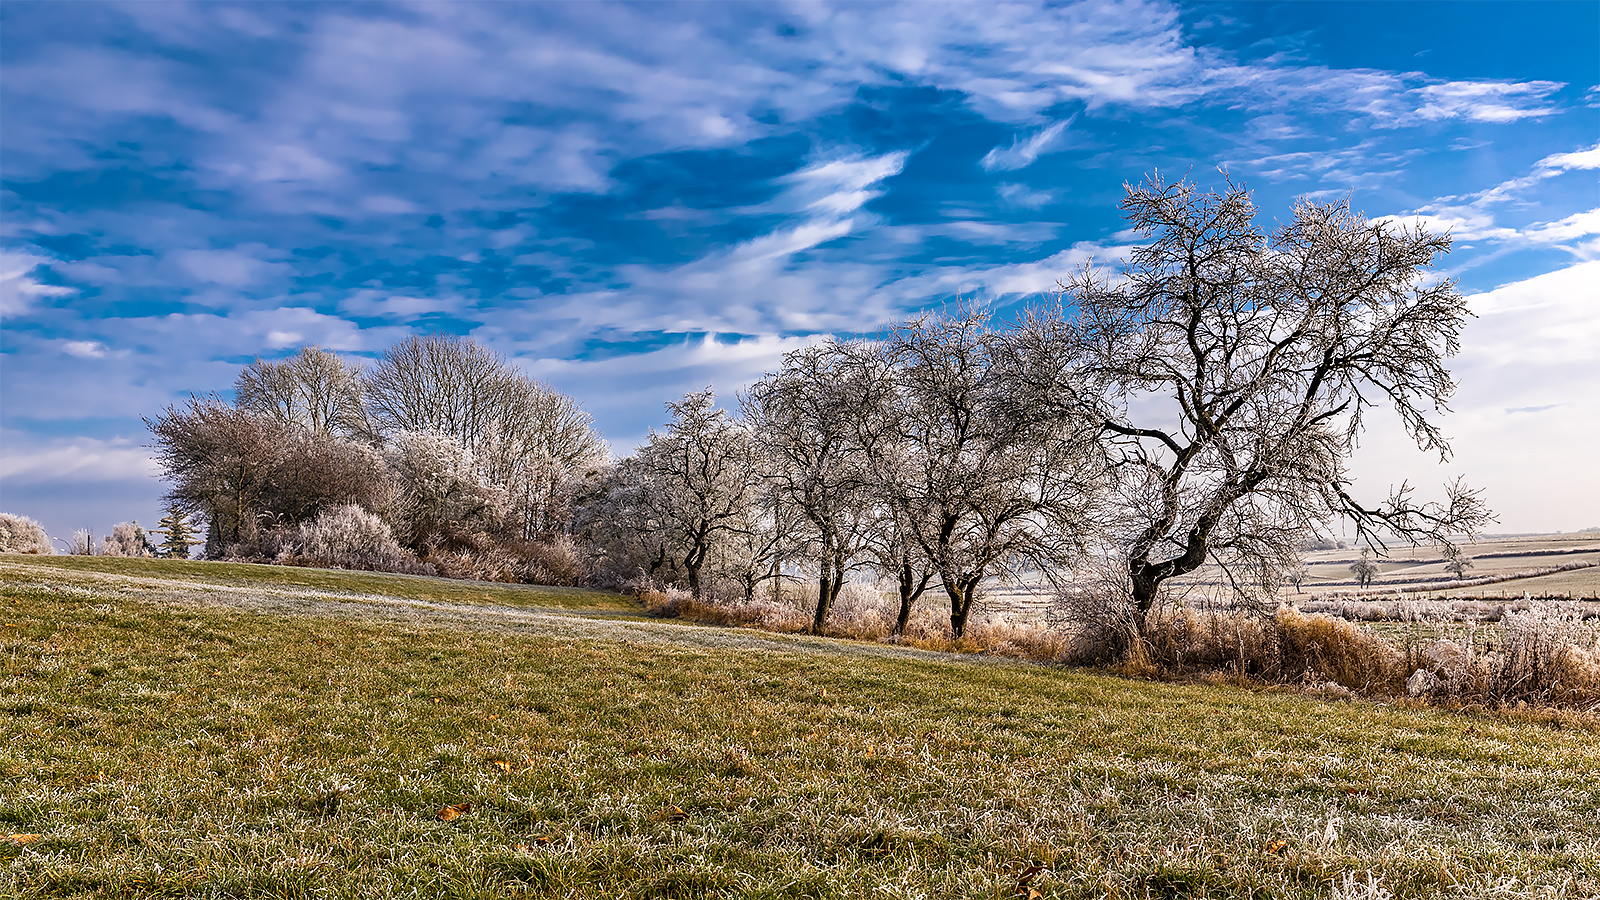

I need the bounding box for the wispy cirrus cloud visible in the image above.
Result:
[3,0,1596,537]
[982,120,1074,171]
[1,251,75,318]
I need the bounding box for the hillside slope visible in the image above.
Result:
[3,556,1596,899]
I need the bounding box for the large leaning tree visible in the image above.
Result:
[1014,174,1492,646]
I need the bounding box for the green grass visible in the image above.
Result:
[2,558,1597,898]
[3,553,640,613]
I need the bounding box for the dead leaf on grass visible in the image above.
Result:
[4,834,40,845]
[435,802,473,821]
[1013,863,1045,898]
[1265,839,1288,855]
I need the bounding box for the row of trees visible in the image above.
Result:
[147,175,1493,651]
[579,311,1099,638]
[578,176,1491,645]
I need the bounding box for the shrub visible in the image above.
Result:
[99,522,156,558]
[282,504,432,575]
[423,533,591,586]
[0,513,52,554]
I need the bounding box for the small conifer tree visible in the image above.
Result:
[151,506,203,559]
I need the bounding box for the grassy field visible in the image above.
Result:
[3,555,1597,899]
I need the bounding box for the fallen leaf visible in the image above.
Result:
[1013,863,1045,897]
[492,759,511,772]
[4,834,39,845]
[435,802,473,821]
[656,804,688,823]
[1265,839,1288,855]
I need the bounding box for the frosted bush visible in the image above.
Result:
[0,513,52,554]
[288,504,431,574]
[99,521,155,557]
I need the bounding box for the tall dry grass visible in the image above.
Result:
[642,575,1600,710]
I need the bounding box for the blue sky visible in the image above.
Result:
[2,0,1597,543]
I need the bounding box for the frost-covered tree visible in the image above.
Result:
[0,513,52,554]
[235,347,367,438]
[290,503,421,572]
[1349,548,1379,589]
[879,308,1099,639]
[364,335,606,539]
[634,389,759,600]
[100,521,157,557]
[384,430,508,550]
[744,342,881,632]
[1017,173,1492,651]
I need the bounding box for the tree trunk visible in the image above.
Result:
[945,575,978,639]
[684,542,705,599]
[811,558,844,635]
[891,560,925,637]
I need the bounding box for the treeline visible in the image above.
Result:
[147,176,1494,650]
[146,309,1094,640]
[579,308,1097,638]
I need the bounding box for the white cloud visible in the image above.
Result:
[1534,142,1600,174]
[1411,80,1563,123]
[997,183,1054,208]
[1469,140,1600,205]
[1,251,75,318]
[1346,261,1600,533]
[982,119,1072,171]
[62,340,109,359]
[0,433,160,485]
[174,246,292,287]
[522,332,820,452]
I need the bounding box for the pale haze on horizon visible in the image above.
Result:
[2,0,1597,544]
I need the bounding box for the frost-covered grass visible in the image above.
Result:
[2,558,1597,899]
[1,553,636,613]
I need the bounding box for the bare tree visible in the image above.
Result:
[1021,174,1492,650]
[147,397,390,556]
[572,456,681,588]
[1443,544,1474,580]
[744,342,880,633]
[634,389,760,600]
[1287,562,1309,595]
[364,335,606,539]
[1349,548,1379,589]
[236,347,367,438]
[147,397,291,550]
[879,308,1098,639]
[364,335,513,450]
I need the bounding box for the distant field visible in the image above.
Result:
[2,555,1596,898]
[1290,532,1600,601]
